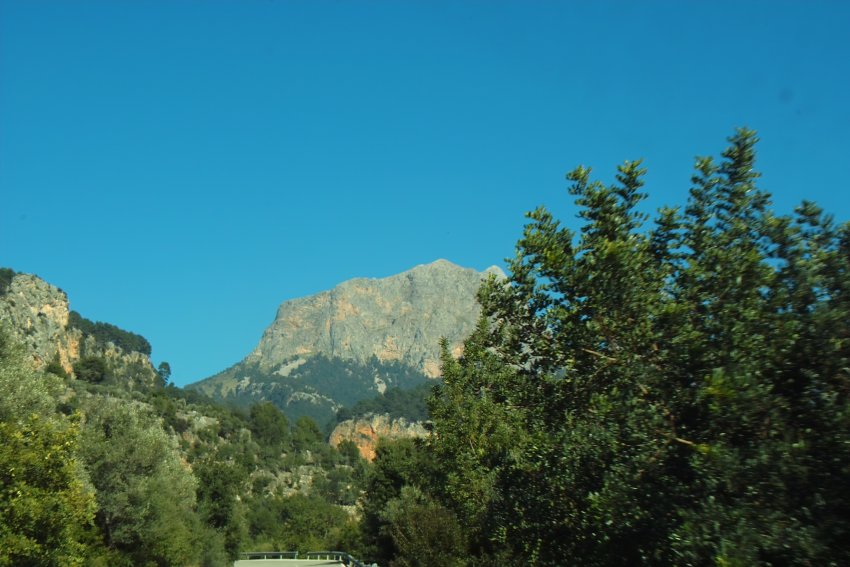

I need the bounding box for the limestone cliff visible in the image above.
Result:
[0,270,157,386]
[190,260,502,423]
[329,413,429,461]
[247,259,502,378]
[0,272,78,373]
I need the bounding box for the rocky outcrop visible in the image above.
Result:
[329,413,429,461]
[0,273,80,372]
[0,271,157,386]
[246,259,503,378]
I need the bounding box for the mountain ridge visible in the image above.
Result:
[189,259,499,424]
[246,258,502,376]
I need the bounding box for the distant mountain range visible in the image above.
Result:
[188,259,502,425]
[0,260,500,429]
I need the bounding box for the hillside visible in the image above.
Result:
[0,268,158,387]
[0,267,374,564]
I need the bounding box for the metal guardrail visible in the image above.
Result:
[236,550,370,566]
[238,551,300,560]
[304,550,365,566]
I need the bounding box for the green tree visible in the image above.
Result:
[292,415,323,451]
[245,493,357,553]
[428,130,850,565]
[195,456,248,559]
[381,486,466,567]
[313,466,362,506]
[73,356,108,383]
[0,330,95,566]
[249,401,291,449]
[426,329,529,561]
[337,439,362,464]
[360,438,443,565]
[78,397,201,566]
[156,361,172,386]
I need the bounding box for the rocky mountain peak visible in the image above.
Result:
[189,260,497,424]
[247,259,495,378]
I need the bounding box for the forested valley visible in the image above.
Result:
[2,129,849,566]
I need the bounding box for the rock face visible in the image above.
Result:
[189,260,502,423]
[329,414,429,461]
[0,271,157,386]
[247,259,502,378]
[0,273,78,372]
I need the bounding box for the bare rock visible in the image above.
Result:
[247,259,502,378]
[329,413,429,461]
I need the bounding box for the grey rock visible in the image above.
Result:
[0,273,79,371]
[189,260,501,422]
[246,259,501,378]
[0,272,157,386]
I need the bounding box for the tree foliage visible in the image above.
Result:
[249,401,291,449]
[424,129,850,565]
[0,267,16,296]
[78,397,201,566]
[0,330,96,567]
[195,456,248,560]
[359,438,450,565]
[380,486,466,567]
[68,311,152,356]
[73,356,108,383]
[336,382,433,424]
[245,493,358,554]
[156,361,171,386]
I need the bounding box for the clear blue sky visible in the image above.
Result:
[2,1,848,386]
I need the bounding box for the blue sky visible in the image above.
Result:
[2,1,848,386]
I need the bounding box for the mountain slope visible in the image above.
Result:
[249,258,500,377]
[190,259,501,424]
[0,268,157,387]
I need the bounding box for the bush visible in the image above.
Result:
[73,356,108,383]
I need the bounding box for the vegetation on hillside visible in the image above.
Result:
[68,310,152,356]
[0,326,368,566]
[196,354,429,428]
[335,382,433,424]
[0,334,94,566]
[359,129,850,566]
[0,267,15,296]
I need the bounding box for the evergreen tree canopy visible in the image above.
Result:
[428,129,850,566]
[68,311,152,356]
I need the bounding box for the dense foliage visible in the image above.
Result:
[361,130,850,566]
[78,397,203,566]
[68,310,152,355]
[200,354,429,427]
[0,267,15,296]
[0,334,94,567]
[0,325,370,566]
[73,355,108,383]
[336,382,433,424]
